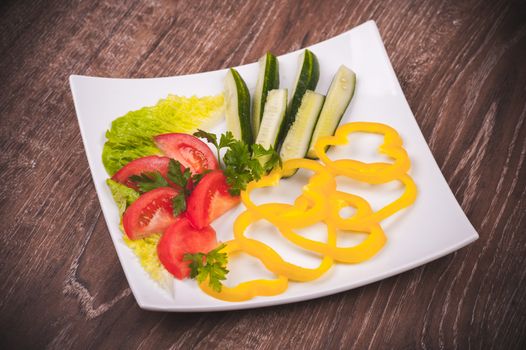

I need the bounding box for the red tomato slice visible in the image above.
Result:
[122,187,180,240]
[112,156,171,191]
[154,133,219,174]
[186,170,240,229]
[157,216,217,279]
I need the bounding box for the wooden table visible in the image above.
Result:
[1,0,525,348]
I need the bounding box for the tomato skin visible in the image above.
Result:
[154,133,219,174]
[122,187,180,240]
[157,216,217,279]
[112,156,171,191]
[186,170,240,229]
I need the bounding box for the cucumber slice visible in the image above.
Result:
[280,90,325,177]
[255,89,288,149]
[224,68,253,144]
[252,52,279,137]
[307,65,356,159]
[277,49,319,147]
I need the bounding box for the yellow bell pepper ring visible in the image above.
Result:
[323,221,386,263]
[198,240,288,302]
[328,175,417,231]
[326,191,374,231]
[241,158,336,229]
[256,202,386,264]
[371,174,417,222]
[233,209,334,282]
[314,122,411,184]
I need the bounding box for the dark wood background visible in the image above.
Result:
[1,0,525,348]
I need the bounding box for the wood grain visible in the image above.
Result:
[1,0,525,348]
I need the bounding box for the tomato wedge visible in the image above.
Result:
[122,187,180,240]
[112,156,171,191]
[186,170,240,229]
[157,216,217,279]
[154,133,219,174]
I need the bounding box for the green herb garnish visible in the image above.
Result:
[184,243,229,292]
[171,192,187,217]
[167,159,192,189]
[129,159,208,216]
[193,129,282,196]
[129,172,169,193]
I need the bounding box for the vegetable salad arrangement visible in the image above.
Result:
[104,49,417,301]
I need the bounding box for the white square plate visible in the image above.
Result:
[70,20,478,311]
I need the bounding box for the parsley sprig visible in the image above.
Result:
[129,172,168,193]
[129,159,208,216]
[184,243,229,292]
[166,159,191,216]
[193,130,282,195]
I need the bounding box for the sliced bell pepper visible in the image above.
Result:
[328,175,417,231]
[255,202,386,264]
[241,158,336,229]
[198,240,288,302]
[198,121,418,302]
[233,209,334,282]
[314,122,411,184]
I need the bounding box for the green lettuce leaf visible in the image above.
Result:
[106,179,140,216]
[102,94,224,175]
